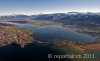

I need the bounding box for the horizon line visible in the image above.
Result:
[0,11,100,16]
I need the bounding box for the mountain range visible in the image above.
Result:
[0,12,100,28]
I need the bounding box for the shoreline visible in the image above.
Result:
[61,41,100,52]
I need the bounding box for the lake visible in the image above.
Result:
[5,22,96,43]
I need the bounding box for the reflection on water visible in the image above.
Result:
[0,22,98,61]
[5,22,96,43]
[32,25,95,43]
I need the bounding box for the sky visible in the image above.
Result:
[0,0,100,15]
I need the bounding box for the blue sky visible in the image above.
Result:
[0,0,100,15]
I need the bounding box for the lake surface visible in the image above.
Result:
[0,21,98,61]
[0,43,72,61]
[5,22,96,43]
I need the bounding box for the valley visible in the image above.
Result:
[0,12,100,61]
